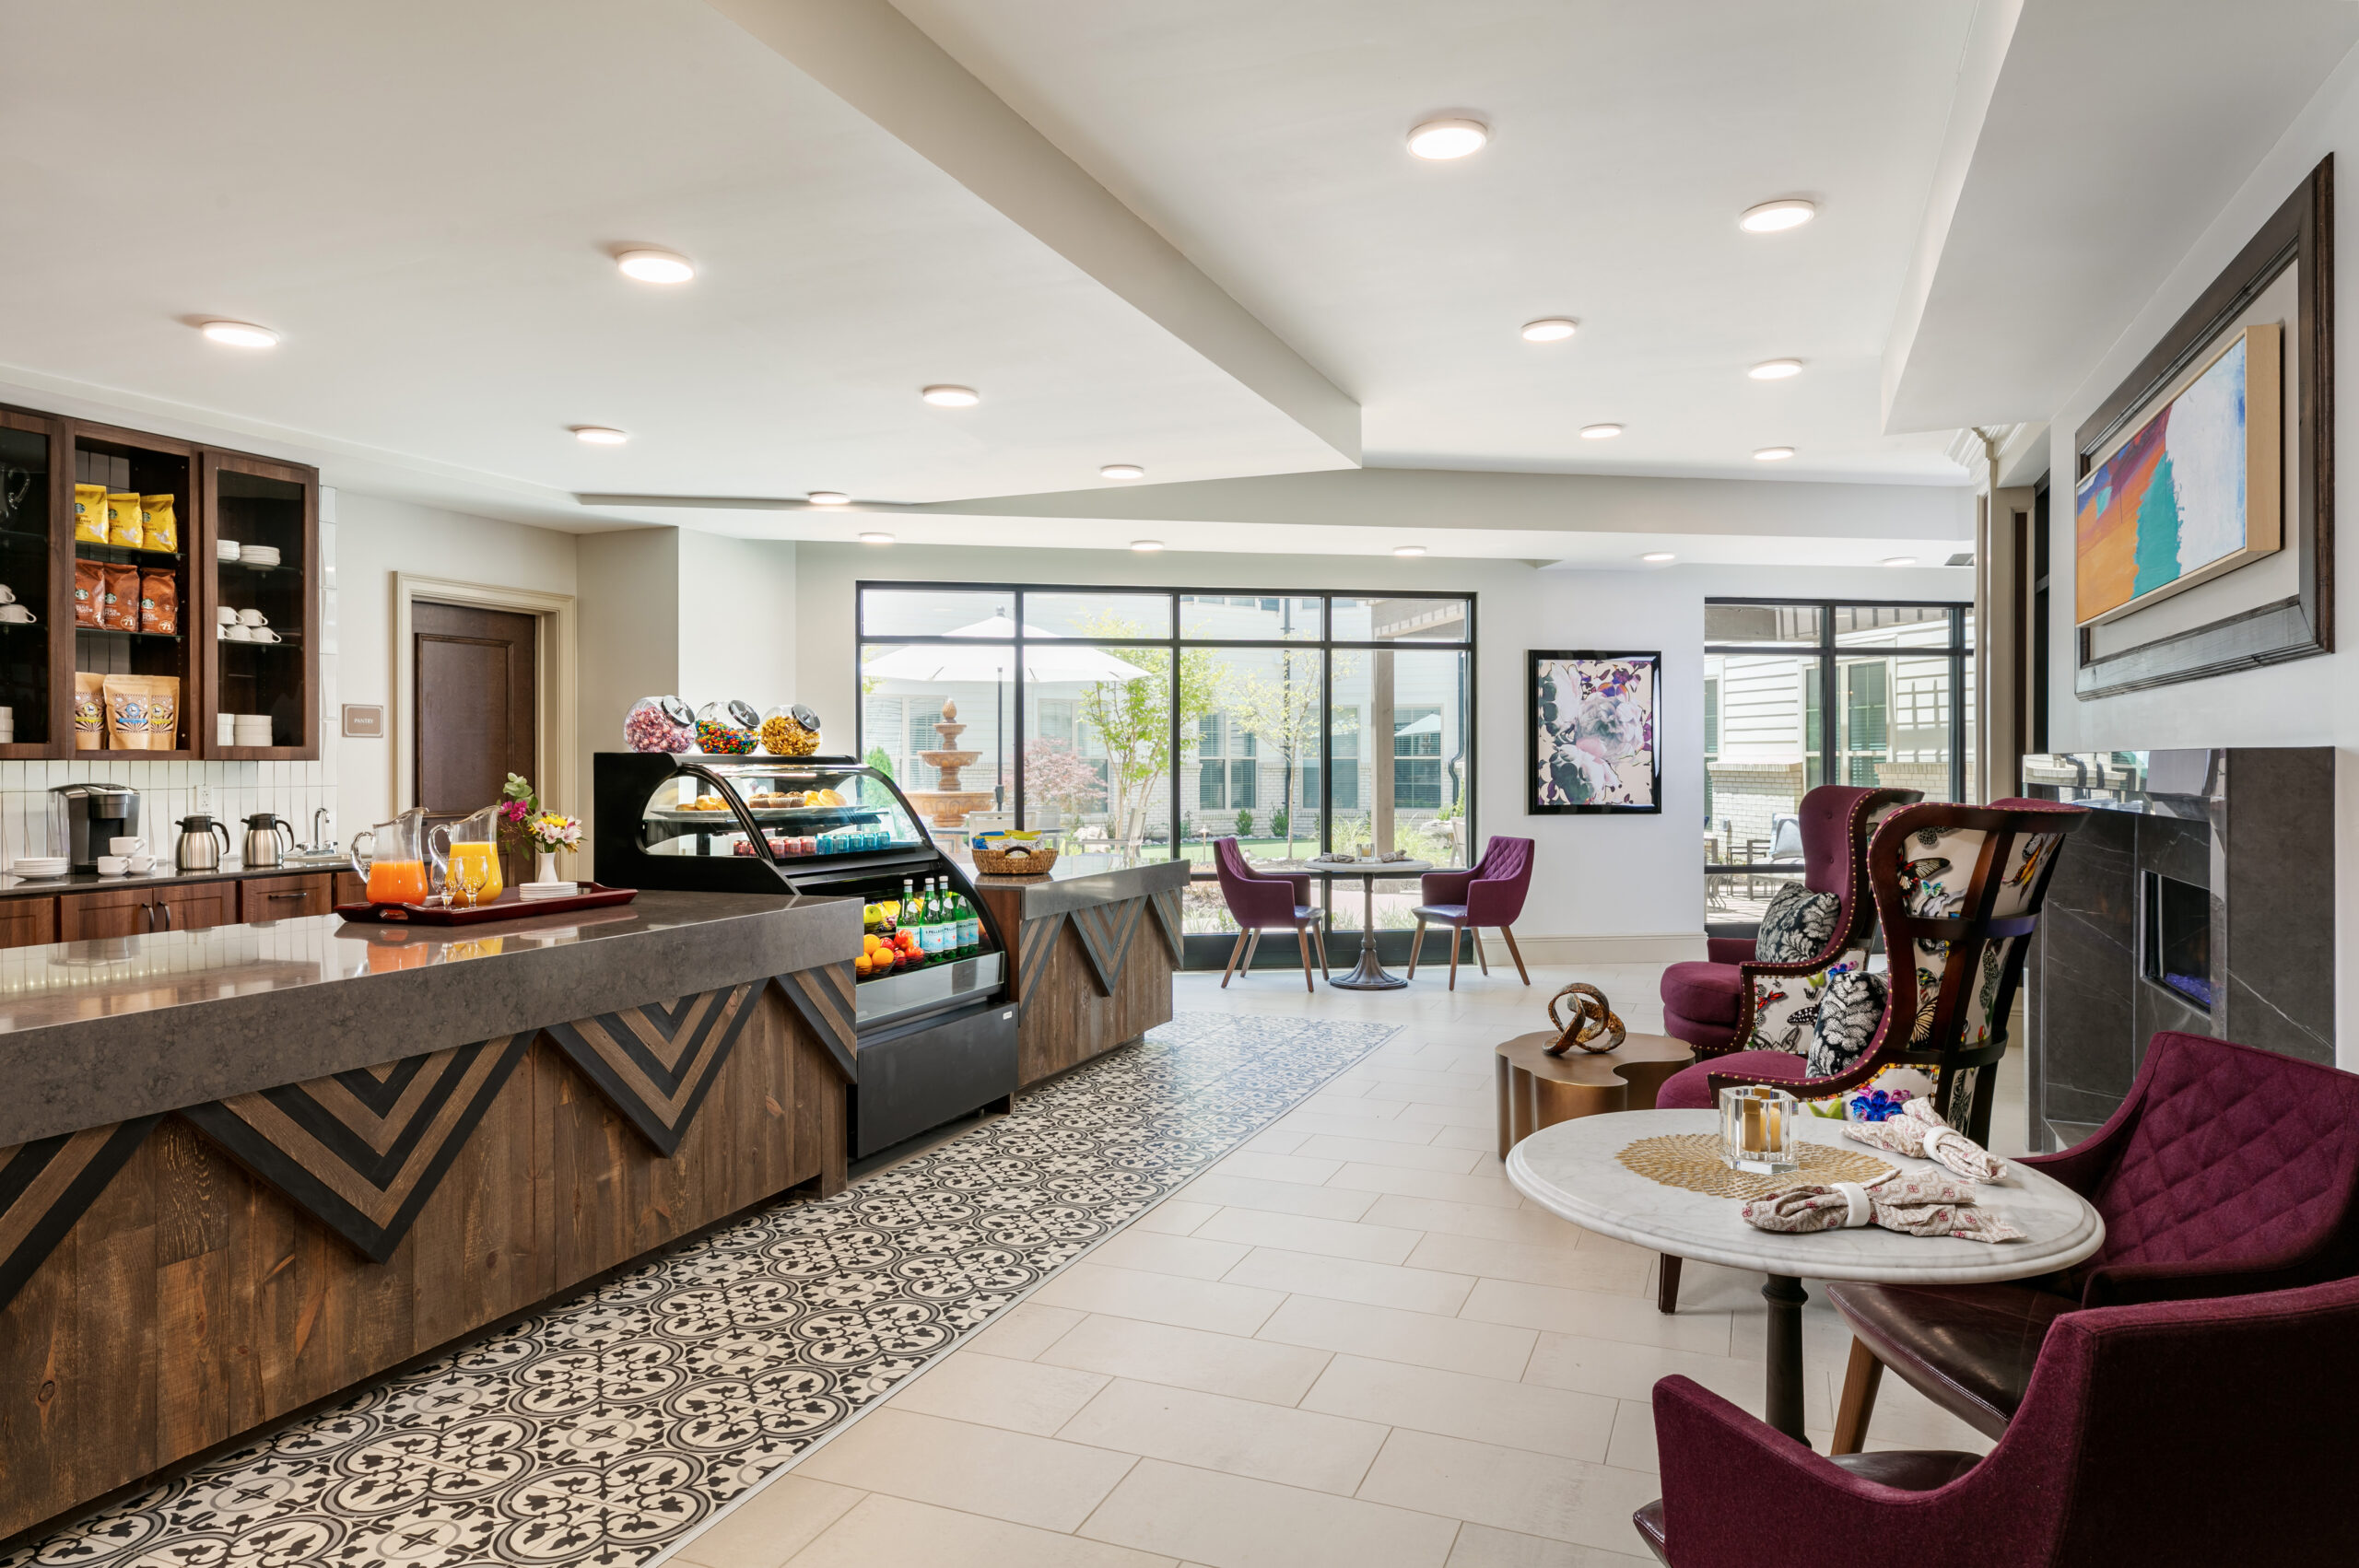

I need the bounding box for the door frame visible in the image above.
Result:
[392,574,578,823]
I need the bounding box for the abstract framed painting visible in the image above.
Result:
[1528,650,1661,814]
[2074,322,2282,626]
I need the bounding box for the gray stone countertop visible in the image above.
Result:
[947,850,1192,919]
[0,889,860,1147]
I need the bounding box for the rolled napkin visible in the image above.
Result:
[1741,1168,2025,1243]
[1842,1098,2009,1183]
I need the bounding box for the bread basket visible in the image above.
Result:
[972,846,1059,876]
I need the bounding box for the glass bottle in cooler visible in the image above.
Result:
[961,892,980,955]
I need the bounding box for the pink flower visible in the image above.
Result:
[501,800,529,823]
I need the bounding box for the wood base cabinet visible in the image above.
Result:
[57,882,237,940]
[239,872,334,921]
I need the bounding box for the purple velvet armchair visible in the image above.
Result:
[1827,1029,2359,1452]
[1407,836,1534,989]
[1637,1271,2359,1567]
[1211,837,1328,991]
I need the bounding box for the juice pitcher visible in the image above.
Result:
[429,803,505,907]
[349,807,433,906]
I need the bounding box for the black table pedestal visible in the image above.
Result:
[1762,1272,1811,1445]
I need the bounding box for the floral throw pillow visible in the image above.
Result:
[1756,883,1838,964]
[1806,969,1887,1081]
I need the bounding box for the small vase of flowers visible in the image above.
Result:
[522,811,582,889]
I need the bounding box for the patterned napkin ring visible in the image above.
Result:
[1835,1180,1875,1228]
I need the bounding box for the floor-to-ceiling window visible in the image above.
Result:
[1704,598,1970,931]
[857,583,1475,949]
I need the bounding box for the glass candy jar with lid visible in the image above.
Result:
[694,699,758,755]
[624,696,694,754]
[760,704,823,757]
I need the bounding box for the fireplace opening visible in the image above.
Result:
[2142,870,2213,1010]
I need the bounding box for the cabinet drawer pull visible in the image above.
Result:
[157,901,172,930]
[265,892,307,900]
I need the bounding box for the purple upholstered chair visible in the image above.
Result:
[1212,837,1328,992]
[1661,786,1918,1054]
[1406,836,1534,989]
[1826,1030,2359,1453]
[1637,1272,2359,1567]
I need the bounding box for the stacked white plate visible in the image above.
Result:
[233,715,274,747]
[0,703,15,745]
[12,857,68,879]
[217,539,241,561]
[216,713,234,746]
[242,545,281,567]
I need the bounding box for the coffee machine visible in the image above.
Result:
[52,783,141,871]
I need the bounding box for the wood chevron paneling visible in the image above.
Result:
[543,984,758,1155]
[1068,897,1145,998]
[179,1037,531,1263]
[773,963,858,1077]
[1013,914,1065,1014]
[0,1118,161,1312]
[1012,899,1177,1087]
[1147,884,1186,963]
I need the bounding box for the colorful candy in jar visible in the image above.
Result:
[693,699,758,755]
[624,696,694,754]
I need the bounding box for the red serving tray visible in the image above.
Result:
[334,883,639,924]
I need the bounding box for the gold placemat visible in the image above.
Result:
[1617,1132,1894,1199]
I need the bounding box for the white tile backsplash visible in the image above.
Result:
[4,760,334,865]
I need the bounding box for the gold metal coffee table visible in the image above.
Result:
[1493,1030,1696,1159]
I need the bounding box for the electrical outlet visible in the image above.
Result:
[195,784,212,816]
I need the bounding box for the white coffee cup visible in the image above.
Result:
[111,837,144,857]
[95,856,126,876]
[217,606,238,625]
[239,609,266,627]
[227,625,253,641]
[0,605,35,624]
[126,854,154,874]
[252,627,281,644]
[0,585,17,604]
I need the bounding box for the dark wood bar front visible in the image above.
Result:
[0,892,860,1544]
[963,854,1191,1087]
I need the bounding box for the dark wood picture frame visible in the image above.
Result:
[1527,649,1662,815]
[2073,155,2333,698]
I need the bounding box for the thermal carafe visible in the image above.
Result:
[52,783,141,871]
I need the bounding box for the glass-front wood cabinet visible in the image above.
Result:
[202,452,318,759]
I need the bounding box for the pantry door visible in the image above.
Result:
[413,600,537,816]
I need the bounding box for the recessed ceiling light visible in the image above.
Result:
[1883,556,1918,568]
[1407,118,1488,159]
[921,384,980,407]
[1580,423,1624,439]
[199,320,277,349]
[859,532,896,545]
[1749,358,1803,380]
[1101,463,1146,481]
[1754,446,1796,462]
[807,491,850,505]
[1521,318,1579,343]
[1131,539,1165,552]
[615,248,696,284]
[1393,544,1428,558]
[1639,551,1677,563]
[1739,199,1816,234]
[570,426,628,445]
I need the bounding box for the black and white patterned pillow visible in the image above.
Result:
[1806,970,1887,1079]
[1756,883,1838,964]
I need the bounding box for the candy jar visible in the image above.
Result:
[760,704,823,757]
[624,696,694,754]
[694,699,757,755]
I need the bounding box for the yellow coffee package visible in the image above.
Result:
[102,673,178,751]
[106,492,142,547]
[74,484,108,544]
[140,494,178,553]
[73,672,103,751]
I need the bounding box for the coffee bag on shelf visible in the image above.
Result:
[73,559,101,626]
[138,569,177,634]
[140,494,177,553]
[73,485,107,544]
[73,672,103,750]
[100,562,138,631]
[102,673,178,751]
[106,493,142,547]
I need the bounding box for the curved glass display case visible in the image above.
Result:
[635,757,927,866]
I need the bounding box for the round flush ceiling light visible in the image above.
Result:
[1753,445,1796,462]
[1749,358,1803,380]
[1883,556,1919,568]
[1580,423,1624,439]
[200,320,278,349]
[921,384,980,407]
[1521,317,1579,343]
[1131,539,1165,552]
[1739,199,1816,234]
[1393,544,1428,558]
[858,532,896,545]
[615,248,696,284]
[807,491,850,505]
[1639,551,1677,563]
[1407,118,1488,159]
[570,426,628,445]
[1101,463,1145,481]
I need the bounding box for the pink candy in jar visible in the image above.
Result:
[625,696,693,754]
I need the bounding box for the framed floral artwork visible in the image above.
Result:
[1528,650,1661,814]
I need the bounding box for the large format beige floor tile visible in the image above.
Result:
[1211,1151,1348,1186]
[1391,1098,1494,1130]
[964,1301,1087,1362]
[1446,1522,1655,1568]
[1090,1229,1257,1281]
[1325,1163,1523,1209]
[1039,1315,1334,1406]
[785,1494,1180,1568]
[1133,1199,1221,1236]
[1356,1428,1662,1553]
[1034,1263,1287,1337]
[1460,1279,1733,1355]
[1058,1379,1391,1494]
[1179,1173,1380,1222]
[1257,1294,1537,1380]
[1274,1114,1449,1147]
[673,1476,865,1568]
[1410,1235,1651,1298]
[1195,1207,1423,1265]
[1225,1247,1477,1316]
[1078,1458,1461,1568]
[1602,1399,1658,1473]
[797,1409,1138,1532]
[1522,1333,1833,1429]
[1301,1353,1616,1461]
[1363,1195,1585,1247]
[886,1350,1112,1436]
[1295,1133,1485,1173]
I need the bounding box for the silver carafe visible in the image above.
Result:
[176,814,229,872]
[242,813,294,870]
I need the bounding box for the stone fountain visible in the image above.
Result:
[902,698,995,827]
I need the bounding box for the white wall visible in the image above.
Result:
[677,532,797,714]
[795,542,1972,954]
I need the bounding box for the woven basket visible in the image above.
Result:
[972,846,1058,876]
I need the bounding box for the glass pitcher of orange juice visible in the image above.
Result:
[429,804,505,907]
[350,807,433,906]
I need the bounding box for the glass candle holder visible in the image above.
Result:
[1720,1085,1800,1175]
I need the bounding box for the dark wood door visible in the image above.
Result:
[59,887,154,941]
[0,897,57,948]
[414,602,536,813]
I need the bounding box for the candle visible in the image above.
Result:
[1743,1094,1763,1153]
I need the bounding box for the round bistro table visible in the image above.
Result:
[1505,1109,2103,1445]
[1311,859,1431,990]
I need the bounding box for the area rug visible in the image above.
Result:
[5,1012,1398,1568]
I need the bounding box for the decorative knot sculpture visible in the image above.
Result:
[1544,983,1625,1057]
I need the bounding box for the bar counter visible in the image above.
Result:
[0,891,862,1543]
[952,851,1190,1086]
